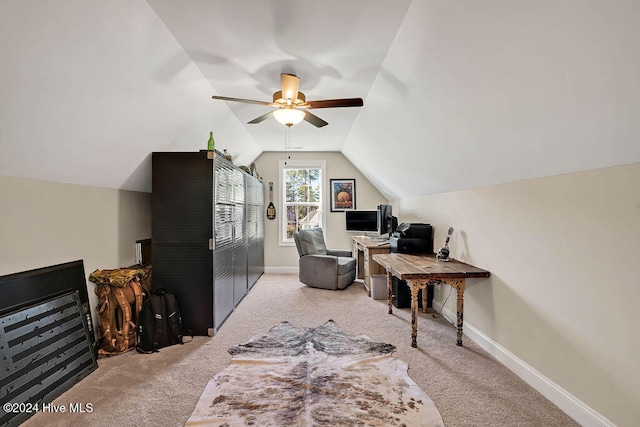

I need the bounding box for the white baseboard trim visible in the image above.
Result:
[264,267,298,274]
[439,306,614,427]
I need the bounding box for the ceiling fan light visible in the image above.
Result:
[273,108,306,127]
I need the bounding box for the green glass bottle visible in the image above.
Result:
[207,132,215,151]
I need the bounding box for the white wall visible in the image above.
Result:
[0,1,261,193]
[253,151,387,271]
[394,162,640,427]
[344,0,640,200]
[0,175,151,327]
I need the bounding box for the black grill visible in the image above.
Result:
[0,292,97,427]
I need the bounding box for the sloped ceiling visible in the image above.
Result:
[1,1,640,198]
[345,1,640,199]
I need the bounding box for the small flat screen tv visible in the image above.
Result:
[345,210,378,232]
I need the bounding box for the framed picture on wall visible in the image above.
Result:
[330,179,356,212]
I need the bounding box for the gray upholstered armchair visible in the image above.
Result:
[293,228,357,290]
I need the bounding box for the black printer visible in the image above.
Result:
[390,223,434,254]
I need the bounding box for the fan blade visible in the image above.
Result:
[248,110,275,124]
[303,111,329,128]
[303,98,364,109]
[280,73,301,103]
[212,95,273,106]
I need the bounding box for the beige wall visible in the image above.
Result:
[0,175,151,325]
[394,162,640,426]
[253,151,387,271]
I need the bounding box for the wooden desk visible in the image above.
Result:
[372,253,490,347]
[352,236,390,296]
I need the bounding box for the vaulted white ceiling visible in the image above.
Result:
[2,1,640,199]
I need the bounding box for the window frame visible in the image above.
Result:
[278,159,327,246]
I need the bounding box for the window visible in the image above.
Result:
[279,160,326,245]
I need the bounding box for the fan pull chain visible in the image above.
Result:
[284,126,292,165]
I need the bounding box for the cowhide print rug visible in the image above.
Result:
[186,320,444,426]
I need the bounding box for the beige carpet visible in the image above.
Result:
[23,274,578,426]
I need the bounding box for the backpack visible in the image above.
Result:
[136,288,190,353]
[91,273,144,357]
[89,266,149,288]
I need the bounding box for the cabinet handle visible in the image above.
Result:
[209,238,214,250]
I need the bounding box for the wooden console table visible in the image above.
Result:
[372,253,490,347]
[352,236,390,296]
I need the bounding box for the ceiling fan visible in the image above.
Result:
[212,73,363,128]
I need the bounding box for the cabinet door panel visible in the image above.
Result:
[214,246,234,329]
[233,204,247,306]
[154,243,213,336]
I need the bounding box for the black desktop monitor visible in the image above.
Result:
[345,210,378,232]
[378,204,394,235]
